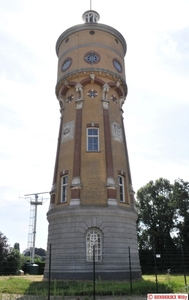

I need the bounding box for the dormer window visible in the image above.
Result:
[82,10,100,23]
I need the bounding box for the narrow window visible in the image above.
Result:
[118,175,125,202]
[87,128,99,151]
[61,176,68,203]
[86,229,102,262]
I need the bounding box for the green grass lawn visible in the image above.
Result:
[0,275,188,297]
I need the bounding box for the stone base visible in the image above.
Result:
[44,205,141,280]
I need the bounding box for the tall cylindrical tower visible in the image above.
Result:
[44,10,141,280]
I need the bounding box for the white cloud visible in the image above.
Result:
[160,34,180,59]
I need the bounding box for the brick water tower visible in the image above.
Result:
[44,9,141,280]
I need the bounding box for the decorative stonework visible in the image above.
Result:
[111,95,118,104]
[107,198,118,206]
[116,80,121,87]
[50,183,56,194]
[70,199,81,205]
[102,101,109,109]
[76,102,83,109]
[55,70,127,98]
[58,95,65,115]
[66,94,74,103]
[102,83,110,101]
[106,177,116,187]
[87,89,98,98]
[62,121,74,143]
[71,176,82,188]
[75,83,83,101]
[119,97,125,108]
[111,122,123,143]
[90,73,95,82]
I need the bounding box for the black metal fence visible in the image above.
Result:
[139,245,189,275]
[1,243,189,300]
[46,243,189,300]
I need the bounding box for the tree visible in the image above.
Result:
[3,249,22,275]
[172,179,189,252]
[136,178,189,274]
[136,178,176,252]
[23,247,46,257]
[14,243,20,251]
[0,232,9,275]
[0,232,22,275]
[35,247,46,257]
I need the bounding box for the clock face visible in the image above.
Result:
[113,59,122,72]
[84,52,100,64]
[62,58,72,71]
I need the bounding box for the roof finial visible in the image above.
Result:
[90,0,92,10]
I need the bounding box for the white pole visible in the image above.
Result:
[31,195,38,264]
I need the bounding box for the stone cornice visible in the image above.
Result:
[55,68,127,97]
[56,23,127,56]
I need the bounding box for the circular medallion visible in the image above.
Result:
[84,52,100,64]
[62,58,72,72]
[113,58,122,72]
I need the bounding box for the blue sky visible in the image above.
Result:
[0,0,189,252]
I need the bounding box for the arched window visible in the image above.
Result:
[86,228,102,262]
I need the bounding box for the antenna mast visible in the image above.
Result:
[25,192,49,264]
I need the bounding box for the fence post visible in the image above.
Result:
[153,239,158,293]
[128,246,133,294]
[93,244,96,300]
[48,243,52,300]
[181,244,187,287]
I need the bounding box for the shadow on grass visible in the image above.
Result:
[14,278,174,299]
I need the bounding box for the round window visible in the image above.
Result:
[84,52,100,64]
